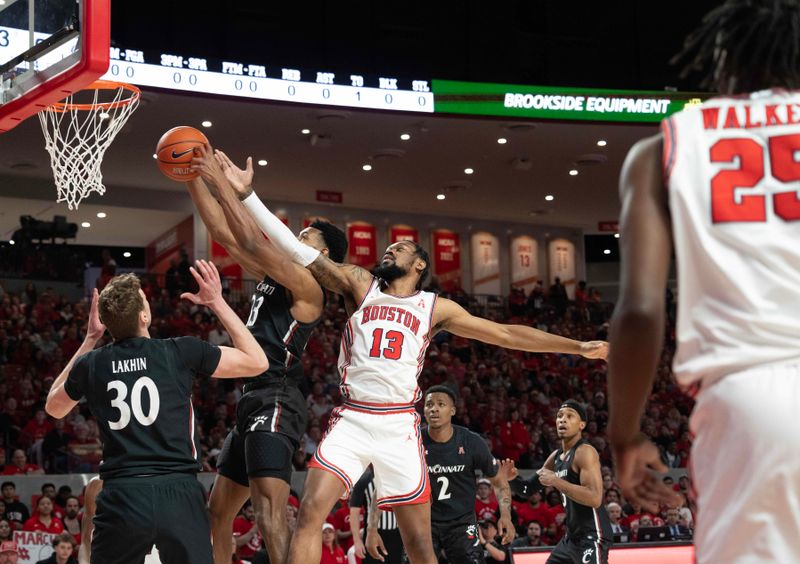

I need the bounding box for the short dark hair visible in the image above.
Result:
[52,532,76,548]
[674,0,800,92]
[310,221,348,263]
[425,385,457,404]
[1,482,14,490]
[41,483,55,492]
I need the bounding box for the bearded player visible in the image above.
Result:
[208,165,607,564]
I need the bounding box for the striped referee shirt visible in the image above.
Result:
[350,468,398,531]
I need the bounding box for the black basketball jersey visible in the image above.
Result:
[423,424,499,522]
[243,276,320,392]
[553,439,613,541]
[64,336,221,480]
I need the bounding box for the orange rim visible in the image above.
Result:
[49,80,141,112]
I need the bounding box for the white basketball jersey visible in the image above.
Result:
[664,89,800,388]
[338,278,438,404]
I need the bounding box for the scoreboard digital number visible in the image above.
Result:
[103,46,434,113]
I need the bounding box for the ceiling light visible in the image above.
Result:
[96,212,107,218]
[497,138,507,144]
[301,128,311,135]
[8,240,14,245]
[614,233,620,239]
[81,222,91,228]
[545,195,554,201]
[436,194,446,200]
[123,251,131,258]
[400,133,411,141]
[257,159,268,166]
[464,168,474,175]
[569,169,579,176]
[597,140,607,147]
[201,120,212,128]
[603,249,611,255]
[362,164,373,171]
[152,154,157,159]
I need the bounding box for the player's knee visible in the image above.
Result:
[402,534,433,560]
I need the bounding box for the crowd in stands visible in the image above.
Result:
[0,273,692,561]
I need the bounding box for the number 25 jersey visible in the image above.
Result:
[663,89,800,388]
[338,278,437,405]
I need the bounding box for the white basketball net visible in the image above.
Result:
[38,82,140,209]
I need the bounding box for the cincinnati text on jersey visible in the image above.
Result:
[428,464,466,474]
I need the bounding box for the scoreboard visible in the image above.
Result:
[1,29,704,121]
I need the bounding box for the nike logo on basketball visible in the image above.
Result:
[171,148,194,159]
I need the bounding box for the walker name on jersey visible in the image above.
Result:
[428,463,466,474]
[255,281,277,296]
[360,305,422,336]
[700,103,800,131]
[111,357,147,374]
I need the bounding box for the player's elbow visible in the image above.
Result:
[611,301,661,332]
[45,396,69,419]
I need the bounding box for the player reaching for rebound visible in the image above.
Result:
[45,263,268,564]
[506,401,612,563]
[209,160,607,564]
[608,1,800,562]
[186,144,347,564]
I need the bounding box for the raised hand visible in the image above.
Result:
[214,149,254,199]
[497,458,519,482]
[189,143,226,184]
[612,433,681,513]
[180,260,223,307]
[86,288,106,341]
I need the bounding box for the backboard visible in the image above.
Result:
[0,0,109,133]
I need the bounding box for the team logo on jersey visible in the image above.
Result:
[466,524,478,540]
[250,415,269,432]
[582,548,595,563]
[255,281,276,296]
[458,446,465,455]
[418,298,426,309]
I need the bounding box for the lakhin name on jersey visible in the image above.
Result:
[428,463,466,474]
[112,357,147,374]
[360,305,422,336]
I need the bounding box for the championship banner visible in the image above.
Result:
[389,224,418,243]
[548,238,576,299]
[510,235,539,294]
[431,229,461,292]
[347,222,378,268]
[470,232,500,295]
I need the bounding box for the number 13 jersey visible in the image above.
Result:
[338,278,437,405]
[663,89,800,388]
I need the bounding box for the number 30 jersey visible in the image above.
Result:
[65,336,221,479]
[338,277,437,405]
[663,89,800,388]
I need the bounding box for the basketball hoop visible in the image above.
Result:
[38,80,140,209]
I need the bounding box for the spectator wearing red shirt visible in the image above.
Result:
[514,490,553,529]
[59,327,81,359]
[320,523,345,564]
[232,502,262,559]
[474,479,499,522]
[2,449,44,475]
[23,497,64,534]
[330,503,355,552]
[498,408,530,460]
[20,410,53,447]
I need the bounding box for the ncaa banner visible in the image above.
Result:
[431,229,461,292]
[510,235,539,294]
[389,224,418,243]
[548,238,576,299]
[470,232,500,295]
[347,222,378,268]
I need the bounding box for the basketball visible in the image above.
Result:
[155,126,209,181]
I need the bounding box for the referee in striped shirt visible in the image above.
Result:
[349,466,405,563]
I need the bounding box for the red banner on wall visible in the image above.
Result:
[431,229,461,291]
[347,222,378,267]
[210,239,243,289]
[389,224,418,243]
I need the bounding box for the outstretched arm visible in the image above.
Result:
[197,147,323,315]
[432,297,608,358]
[224,177,372,302]
[607,134,678,509]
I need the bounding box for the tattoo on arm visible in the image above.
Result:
[306,256,372,298]
[497,484,512,512]
[368,495,380,529]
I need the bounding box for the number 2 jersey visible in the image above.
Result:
[65,336,221,479]
[663,89,800,388]
[338,277,437,405]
